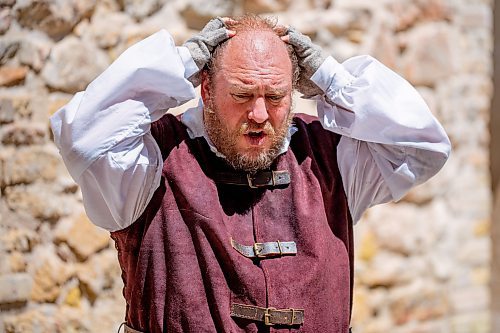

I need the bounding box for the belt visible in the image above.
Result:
[230,303,304,326]
[231,238,297,258]
[214,170,291,188]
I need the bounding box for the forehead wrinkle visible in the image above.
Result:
[229,83,290,93]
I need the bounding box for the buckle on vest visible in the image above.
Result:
[253,242,262,257]
[264,307,276,326]
[246,173,260,188]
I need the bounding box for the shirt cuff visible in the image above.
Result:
[310,56,355,94]
[177,46,199,80]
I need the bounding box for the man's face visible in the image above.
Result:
[202,30,294,172]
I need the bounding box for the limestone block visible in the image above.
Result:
[454,3,492,29]
[0,273,32,304]
[0,228,40,252]
[1,123,47,145]
[362,201,449,255]
[351,287,372,323]
[449,286,489,314]
[388,280,449,325]
[0,0,16,6]
[76,248,121,300]
[41,36,109,93]
[138,5,190,45]
[450,311,490,333]
[0,252,9,274]
[3,306,58,333]
[54,213,110,261]
[368,24,399,69]
[15,0,96,40]
[0,98,15,124]
[48,92,72,116]
[0,66,28,86]
[436,74,492,147]
[88,11,133,49]
[17,31,52,72]
[89,297,126,333]
[181,0,234,30]
[390,0,450,32]
[2,146,60,185]
[122,0,163,20]
[457,238,490,267]
[4,183,74,221]
[357,252,425,287]
[0,7,12,35]
[30,248,74,303]
[242,0,291,14]
[429,252,454,281]
[9,251,27,272]
[0,92,32,118]
[400,23,459,86]
[54,305,92,332]
[0,38,20,65]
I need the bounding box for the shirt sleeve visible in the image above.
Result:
[310,55,451,223]
[50,29,199,231]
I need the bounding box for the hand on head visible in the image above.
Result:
[184,15,325,97]
[279,26,325,97]
[183,17,237,86]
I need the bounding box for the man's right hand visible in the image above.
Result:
[183,17,235,86]
[281,27,326,97]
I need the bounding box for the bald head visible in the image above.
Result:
[217,30,292,82]
[204,15,299,89]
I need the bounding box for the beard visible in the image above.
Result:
[203,101,293,173]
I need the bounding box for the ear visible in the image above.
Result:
[200,70,211,104]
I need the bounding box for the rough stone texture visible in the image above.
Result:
[181,0,235,30]
[492,1,500,330]
[0,0,494,332]
[54,213,110,261]
[0,66,28,87]
[2,146,59,185]
[14,0,96,40]
[0,274,32,305]
[41,36,109,93]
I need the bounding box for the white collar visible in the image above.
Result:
[180,99,298,159]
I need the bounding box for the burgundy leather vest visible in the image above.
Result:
[111,113,354,333]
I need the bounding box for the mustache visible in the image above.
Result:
[239,121,275,135]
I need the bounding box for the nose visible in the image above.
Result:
[248,97,269,124]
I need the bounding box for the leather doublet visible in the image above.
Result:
[111,113,354,333]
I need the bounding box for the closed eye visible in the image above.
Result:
[267,95,285,102]
[231,93,251,102]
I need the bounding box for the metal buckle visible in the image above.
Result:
[264,307,276,326]
[247,174,258,189]
[253,243,264,257]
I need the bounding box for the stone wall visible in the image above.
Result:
[490,0,499,332]
[0,0,493,332]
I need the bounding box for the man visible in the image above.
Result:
[50,15,450,333]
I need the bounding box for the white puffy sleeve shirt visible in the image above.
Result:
[50,29,451,231]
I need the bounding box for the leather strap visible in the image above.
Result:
[214,170,291,188]
[230,303,304,326]
[231,238,297,258]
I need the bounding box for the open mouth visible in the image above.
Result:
[245,130,266,146]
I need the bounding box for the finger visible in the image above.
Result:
[220,17,237,25]
[203,17,226,32]
[227,29,236,37]
[280,35,290,43]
